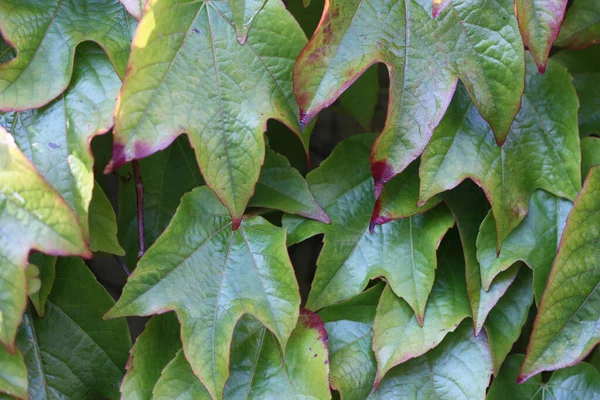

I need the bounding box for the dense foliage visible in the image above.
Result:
[0,0,599,398]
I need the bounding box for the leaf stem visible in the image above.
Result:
[132,160,146,259]
[114,255,131,276]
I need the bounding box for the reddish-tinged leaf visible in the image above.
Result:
[106,186,300,399]
[0,0,135,111]
[555,0,600,49]
[294,0,524,194]
[0,127,90,351]
[518,166,600,382]
[420,54,580,249]
[516,0,568,72]
[110,0,309,224]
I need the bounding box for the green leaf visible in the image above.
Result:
[121,313,182,400]
[368,322,493,399]
[107,186,300,399]
[483,269,534,375]
[515,0,568,72]
[420,54,580,248]
[582,137,600,179]
[0,346,26,399]
[152,350,209,399]
[0,0,134,110]
[339,65,379,131]
[153,310,331,399]
[1,43,123,245]
[110,0,308,225]
[120,0,144,20]
[372,233,471,385]
[224,310,330,399]
[318,284,384,400]
[89,181,125,255]
[0,127,90,350]
[477,190,573,303]
[249,147,329,223]
[489,355,600,399]
[553,45,600,137]
[229,0,267,44]
[117,136,204,269]
[294,0,524,194]
[17,257,131,399]
[555,0,600,49]
[519,166,600,382]
[27,254,56,318]
[370,159,442,226]
[283,135,454,321]
[443,181,520,334]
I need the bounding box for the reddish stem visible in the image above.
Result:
[132,160,146,259]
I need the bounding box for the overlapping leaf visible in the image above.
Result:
[117,141,325,268]
[582,137,600,179]
[294,0,524,196]
[248,147,329,223]
[489,355,600,399]
[515,0,568,72]
[519,166,600,382]
[121,313,182,400]
[477,190,572,303]
[368,322,493,399]
[420,54,580,248]
[107,186,300,399]
[0,127,90,350]
[151,311,330,399]
[283,135,454,321]
[89,181,125,255]
[483,269,534,375]
[553,45,600,137]
[110,0,309,226]
[1,43,123,251]
[555,0,600,49]
[27,253,56,317]
[318,284,383,400]
[17,257,131,399]
[372,233,470,384]
[443,181,520,334]
[121,0,145,20]
[0,0,135,110]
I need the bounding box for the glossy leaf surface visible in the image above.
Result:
[111,0,308,225]
[553,45,600,137]
[121,0,144,20]
[249,148,329,223]
[88,182,125,255]
[477,190,572,303]
[368,322,492,399]
[17,257,131,399]
[516,0,568,72]
[121,313,181,400]
[318,284,384,400]
[107,186,300,399]
[519,166,600,382]
[294,0,524,194]
[283,135,454,321]
[420,55,580,247]
[0,0,134,110]
[555,0,600,49]
[489,355,600,399]
[0,127,89,350]
[229,0,267,44]
[372,237,470,384]
[443,181,520,334]
[152,310,331,399]
[1,43,122,246]
[483,269,534,375]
